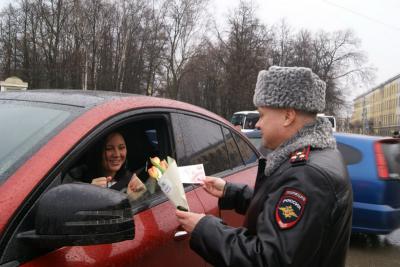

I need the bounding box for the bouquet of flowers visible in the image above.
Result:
[147,156,189,211]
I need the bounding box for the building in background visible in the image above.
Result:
[0,76,28,91]
[352,74,400,136]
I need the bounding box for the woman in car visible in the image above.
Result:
[64,131,149,200]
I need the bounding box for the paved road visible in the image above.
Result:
[346,229,400,267]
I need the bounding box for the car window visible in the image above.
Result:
[172,114,230,175]
[381,142,400,178]
[0,101,76,183]
[337,142,363,165]
[61,116,171,211]
[244,114,259,129]
[232,132,258,164]
[249,137,262,149]
[230,113,244,126]
[223,127,244,168]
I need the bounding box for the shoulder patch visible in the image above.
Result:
[289,145,311,166]
[275,188,307,229]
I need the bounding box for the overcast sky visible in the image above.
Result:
[211,0,400,97]
[1,0,399,98]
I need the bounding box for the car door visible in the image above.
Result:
[1,111,206,267]
[20,195,205,267]
[171,113,259,228]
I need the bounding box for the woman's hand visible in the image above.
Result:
[202,176,226,198]
[127,174,147,200]
[91,176,112,187]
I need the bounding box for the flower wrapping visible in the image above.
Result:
[148,156,189,211]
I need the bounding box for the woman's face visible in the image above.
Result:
[101,133,127,176]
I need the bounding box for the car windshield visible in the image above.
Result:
[0,101,76,183]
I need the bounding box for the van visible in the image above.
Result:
[232,111,336,132]
[230,111,259,132]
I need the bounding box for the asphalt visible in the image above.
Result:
[346,229,400,266]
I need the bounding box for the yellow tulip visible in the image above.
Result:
[150,157,161,165]
[159,160,168,172]
[148,166,161,180]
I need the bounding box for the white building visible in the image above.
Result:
[0,76,28,91]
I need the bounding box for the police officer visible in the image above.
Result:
[176,66,353,267]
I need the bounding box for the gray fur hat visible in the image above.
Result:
[253,66,326,113]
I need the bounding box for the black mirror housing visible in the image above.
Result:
[18,183,134,248]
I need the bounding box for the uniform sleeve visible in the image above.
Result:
[190,166,335,267]
[218,182,254,214]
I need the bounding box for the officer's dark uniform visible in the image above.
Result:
[190,146,353,267]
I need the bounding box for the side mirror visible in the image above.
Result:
[17,183,134,248]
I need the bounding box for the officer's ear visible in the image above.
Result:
[283,108,296,127]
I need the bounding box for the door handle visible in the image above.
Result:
[173,229,189,241]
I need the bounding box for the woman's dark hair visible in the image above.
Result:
[85,131,129,182]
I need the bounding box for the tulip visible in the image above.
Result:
[150,156,167,174]
[150,157,161,166]
[159,160,168,172]
[148,166,161,180]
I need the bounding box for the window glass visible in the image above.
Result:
[0,101,74,183]
[230,113,244,126]
[244,114,259,129]
[63,118,168,207]
[233,132,258,164]
[337,142,363,165]
[175,114,229,175]
[223,127,244,168]
[381,142,400,178]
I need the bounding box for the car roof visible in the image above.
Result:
[233,110,259,115]
[0,89,230,125]
[0,89,136,108]
[334,132,388,142]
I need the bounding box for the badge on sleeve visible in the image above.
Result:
[275,188,307,229]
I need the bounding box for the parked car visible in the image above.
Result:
[244,130,400,234]
[230,110,259,132]
[0,90,260,266]
[335,133,400,234]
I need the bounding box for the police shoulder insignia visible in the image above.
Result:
[275,188,307,229]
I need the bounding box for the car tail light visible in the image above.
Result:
[374,142,389,179]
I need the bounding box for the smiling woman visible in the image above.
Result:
[101,133,127,179]
[64,131,148,200]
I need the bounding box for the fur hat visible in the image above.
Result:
[253,66,326,113]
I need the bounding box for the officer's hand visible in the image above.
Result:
[175,209,205,233]
[91,176,112,187]
[202,176,226,198]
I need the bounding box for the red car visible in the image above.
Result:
[0,90,259,266]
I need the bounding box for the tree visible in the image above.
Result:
[308,30,373,115]
[0,4,19,78]
[179,39,223,113]
[0,0,373,120]
[271,27,374,116]
[162,0,207,99]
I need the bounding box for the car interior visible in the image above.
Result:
[61,116,172,203]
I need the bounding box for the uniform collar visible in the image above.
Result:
[263,117,336,176]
